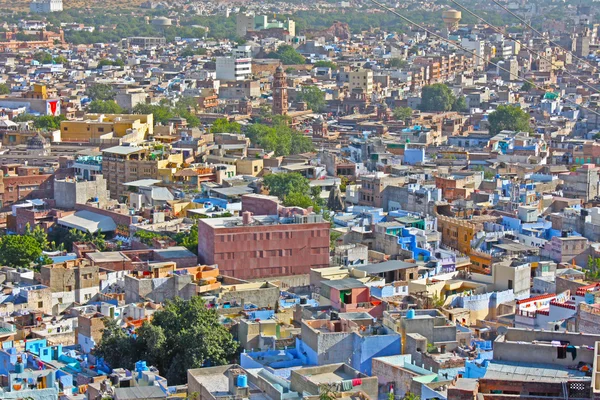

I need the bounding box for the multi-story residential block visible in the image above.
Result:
[30,0,63,13]
[197,211,329,280]
[60,113,153,143]
[437,215,482,255]
[349,68,374,96]
[216,57,252,82]
[559,164,600,201]
[358,173,405,208]
[101,144,183,199]
[40,259,100,308]
[540,232,589,263]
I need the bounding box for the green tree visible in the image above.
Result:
[132,103,174,125]
[24,223,49,250]
[389,58,408,69]
[210,118,241,133]
[134,230,167,246]
[98,58,124,68]
[0,83,10,94]
[33,51,53,64]
[86,83,116,101]
[297,86,326,112]
[13,114,65,130]
[246,122,313,156]
[393,106,413,121]
[54,55,68,64]
[420,83,456,112]
[94,318,138,369]
[180,46,207,57]
[313,60,337,69]
[521,81,534,92]
[0,235,43,269]
[63,228,88,251]
[174,224,198,255]
[283,191,315,209]
[96,297,238,385]
[452,96,468,112]
[488,104,531,135]
[263,172,310,200]
[88,100,123,114]
[267,45,305,65]
[403,393,420,400]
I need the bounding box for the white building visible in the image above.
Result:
[30,0,63,13]
[215,57,252,82]
[349,69,374,95]
[461,37,485,69]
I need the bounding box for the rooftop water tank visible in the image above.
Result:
[237,374,248,388]
[406,309,415,319]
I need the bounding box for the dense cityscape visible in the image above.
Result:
[0,0,597,399]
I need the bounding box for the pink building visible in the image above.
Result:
[197,195,329,280]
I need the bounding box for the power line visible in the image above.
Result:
[449,0,600,96]
[489,0,599,72]
[364,0,600,118]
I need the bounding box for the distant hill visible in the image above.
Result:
[0,0,146,12]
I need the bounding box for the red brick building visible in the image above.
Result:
[0,165,53,208]
[197,211,330,280]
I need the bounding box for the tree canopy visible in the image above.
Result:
[86,83,116,101]
[94,296,238,385]
[88,100,123,114]
[488,104,531,135]
[210,118,241,133]
[263,172,311,200]
[267,45,305,65]
[12,114,66,130]
[98,58,125,68]
[132,100,200,127]
[393,106,413,121]
[389,58,408,69]
[263,172,323,211]
[0,235,43,269]
[297,86,326,113]
[420,84,464,112]
[245,120,313,156]
[521,81,534,92]
[313,60,337,69]
[0,83,10,95]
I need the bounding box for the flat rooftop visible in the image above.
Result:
[483,360,588,382]
[321,278,366,290]
[355,260,417,274]
[87,252,130,263]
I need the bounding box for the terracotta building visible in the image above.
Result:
[197,203,329,280]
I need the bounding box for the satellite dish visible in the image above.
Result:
[497,326,508,335]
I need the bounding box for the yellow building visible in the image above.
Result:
[236,158,263,176]
[469,250,492,273]
[60,113,153,142]
[436,215,481,255]
[101,143,183,199]
[349,69,374,95]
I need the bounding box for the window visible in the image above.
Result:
[508,280,513,290]
[98,128,104,133]
[38,301,43,308]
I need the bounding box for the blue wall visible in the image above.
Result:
[404,148,425,165]
[352,333,401,375]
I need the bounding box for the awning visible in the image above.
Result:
[57,210,117,234]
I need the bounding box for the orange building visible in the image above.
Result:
[436,215,482,255]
